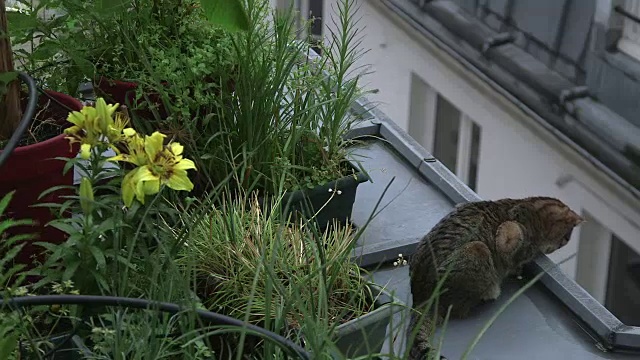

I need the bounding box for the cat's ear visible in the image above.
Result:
[495,221,524,253]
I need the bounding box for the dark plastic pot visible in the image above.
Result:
[19,332,90,360]
[279,166,369,230]
[0,91,82,266]
[332,284,403,358]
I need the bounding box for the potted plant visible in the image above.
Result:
[10,0,248,124]
[0,99,401,359]
[0,0,83,268]
[18,0,370,230]
[178,0,371,229]
[180,194,403,358]
[31,98,200,294]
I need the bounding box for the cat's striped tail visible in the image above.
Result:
[406,311,447,360]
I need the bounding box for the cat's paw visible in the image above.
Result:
[514,265,524,278]
[481,283,501,300]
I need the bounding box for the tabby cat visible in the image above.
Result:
[407,197,583,359]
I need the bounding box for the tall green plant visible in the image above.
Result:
[0,0,21,140]
[0,191,33,360]
[314,0,370,160]
[34,98,198,295]
[163,0,372,195]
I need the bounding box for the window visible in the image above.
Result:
[618,0,640,60]
[408,74,482,190]
[606,235,640,326]
[5,0,29,12]
[576,213,640,326]
[273,0,324,54]
[575,212,613,303]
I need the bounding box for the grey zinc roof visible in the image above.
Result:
[452,0,595,82]
[346,104,640,358]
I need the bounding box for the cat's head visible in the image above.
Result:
[527,197,584,254]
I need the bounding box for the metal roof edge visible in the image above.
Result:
[347,100,640,350]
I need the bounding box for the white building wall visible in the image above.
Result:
[322,0,640,288]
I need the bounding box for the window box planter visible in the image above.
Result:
[266,163,370,231]
[332,283,403,358]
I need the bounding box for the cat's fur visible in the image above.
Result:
[407,197,583,359]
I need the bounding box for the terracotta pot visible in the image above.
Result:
[0,90,82,267]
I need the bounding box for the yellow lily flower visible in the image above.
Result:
[144,132,197,192]
[105,112,129,145]
[108,128,147,166]
[94,98,119,135]
[64,100,196,208]
[111,130,197,207]
[64,105,102,159]
[64,98,123,159]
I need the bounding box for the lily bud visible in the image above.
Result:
[79,177,94,215]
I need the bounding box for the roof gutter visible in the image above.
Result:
[376,0,640,201]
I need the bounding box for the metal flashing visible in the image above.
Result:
[348,98,640,352]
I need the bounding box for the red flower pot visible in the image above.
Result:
[0,91,82,267]
[94,75,236,123]
[94,77,168,120]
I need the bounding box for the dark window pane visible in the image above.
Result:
[433,95,461,173]
[468,122,481,191]
[606,235,640,326]
[309,0,323,36]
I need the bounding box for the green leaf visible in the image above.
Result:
[0,72,18,87]
[62,260,80,281]
[38,184,75,200]
[198,0,250,32]
[0,219,31,236]
[29,41,62,61]
[48,221,80,236]
[93,0,128,14]
[0,192,15,215]
[6,11,38,33]
[66,49,95,78]
[96,218,116,234]
[94,272,109,291]
[34,241,63,254]
[0,332,19,357]
[88,245,106,270]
